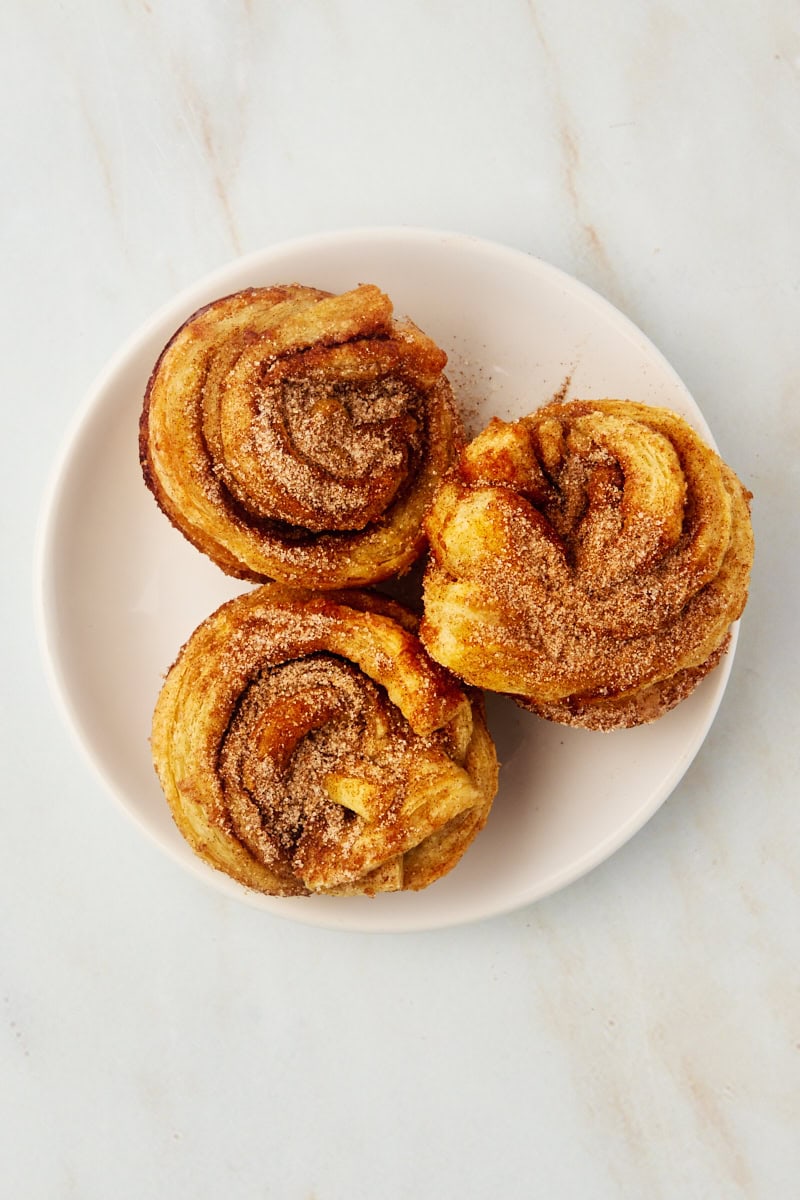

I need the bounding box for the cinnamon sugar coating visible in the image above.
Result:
[151,585,498,895]
[140,284,462,588]
[420,399,754,731]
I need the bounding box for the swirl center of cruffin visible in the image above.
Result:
[218,654,412,866]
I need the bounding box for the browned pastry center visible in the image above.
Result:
[218,656,418,883]
[215,348,423,533]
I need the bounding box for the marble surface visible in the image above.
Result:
[3,1,799,1196]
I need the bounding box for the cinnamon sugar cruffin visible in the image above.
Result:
[151,585,498,896]
[139,284,462,588]
[420,399,754,731]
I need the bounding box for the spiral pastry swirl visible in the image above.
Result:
[151,585,498,895]
[421,399,754,730]
[140,284,462,587]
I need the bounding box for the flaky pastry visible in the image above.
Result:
[420,399,754,731]
[151,585,498,895]
[140,283,461,588]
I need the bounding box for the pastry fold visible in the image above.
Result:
[151,585,498,895]
[421,399,754,730]
[140,284,461,587]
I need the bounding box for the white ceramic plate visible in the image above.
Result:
[36,228,736,933]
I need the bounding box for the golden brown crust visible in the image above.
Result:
[151,585,498,895]
[140,284,463,588]
[420,399,754,731]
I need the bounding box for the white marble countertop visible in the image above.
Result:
[3,2,799,1196]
